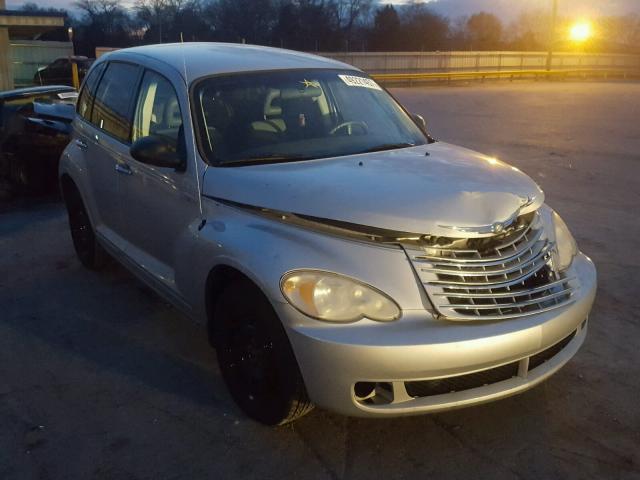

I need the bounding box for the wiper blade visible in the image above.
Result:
[360,143,416,154]
[220,154,316,167]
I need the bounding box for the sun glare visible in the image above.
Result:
[569,21,592,42]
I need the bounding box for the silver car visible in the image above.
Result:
[59,43,597,425]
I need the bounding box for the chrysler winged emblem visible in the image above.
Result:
[491,221,505,233]
[438,196,535,235]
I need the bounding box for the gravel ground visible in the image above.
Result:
[1,81,639,480]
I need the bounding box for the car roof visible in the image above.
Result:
[0,85,75,101]
[101,42,359,81]
[54,56,90,62]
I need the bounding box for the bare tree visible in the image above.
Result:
[599,14,640,52]
[136,0,171,42]
[465,12,503,50]
[505,9,550,50]
[332,0,372,46]
[368,4,401,51]
[334,0,372,29]
[72,0,134,55]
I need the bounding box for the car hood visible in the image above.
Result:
[33,101,76,122]
[201,142,544,237]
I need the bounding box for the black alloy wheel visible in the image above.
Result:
[215,281,313,425]
[63,184,106,270]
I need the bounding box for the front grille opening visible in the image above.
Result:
[353,331,579,407]
[405,211,577,320]
[444,266,573,318]
[402,329,577,400]
[528,330,576,371]
[405,362,519,397]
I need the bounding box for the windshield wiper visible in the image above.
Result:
[220,154,316,167]
[359,143,416,154]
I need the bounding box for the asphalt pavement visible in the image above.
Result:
[1,80,639,479]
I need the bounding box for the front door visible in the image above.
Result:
[118,69,201,302]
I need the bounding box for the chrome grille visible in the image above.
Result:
[404,212,576,320]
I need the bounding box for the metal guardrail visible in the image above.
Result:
[370,68,638,85]
[321,51,640,74]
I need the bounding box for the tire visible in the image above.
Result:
[9,153,46,194]
[214,280,314,425]
[63,183,106,270]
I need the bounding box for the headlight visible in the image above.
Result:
[280,270,400,322]
[552,211,578,271]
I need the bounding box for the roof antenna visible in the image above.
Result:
[180,42,204,219]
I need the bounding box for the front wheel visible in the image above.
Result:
[215,280,314,425]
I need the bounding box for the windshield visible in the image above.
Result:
[193,69,427,165]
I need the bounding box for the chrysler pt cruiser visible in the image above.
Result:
[59,43,597,425]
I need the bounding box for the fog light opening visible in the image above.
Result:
[354,382,376,401]
[354,382,394,405]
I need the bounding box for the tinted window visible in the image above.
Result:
[51,59,67,68]
[77,62,105,120]
[91,62,140,142]
[132,71,183,148]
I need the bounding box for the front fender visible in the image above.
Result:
[183,198,429,325]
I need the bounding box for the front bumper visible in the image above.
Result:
[276,253,596,417]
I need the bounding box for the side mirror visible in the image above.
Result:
[130,135,183,169]
[412,113,427,133]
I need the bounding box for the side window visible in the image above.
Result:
[132,70,184,150]
[91,62,140,143]
[77,62,105,121]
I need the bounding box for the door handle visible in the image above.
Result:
[115,163,133,175]
[75,139,88,150]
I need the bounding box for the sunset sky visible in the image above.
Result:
[7,0,640,20]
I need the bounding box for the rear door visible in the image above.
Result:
[71,61,105,221]
[77,61,141,252]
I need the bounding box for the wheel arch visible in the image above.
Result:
[204,263,273,347]
[58,163,99,229]
[59,172,78,202]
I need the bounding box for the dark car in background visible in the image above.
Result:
[0,85,77,193]
[33,56,93,87]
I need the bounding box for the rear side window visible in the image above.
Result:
[91,62,140,142]
[77,62,105,120]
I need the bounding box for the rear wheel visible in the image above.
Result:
[63,181,106,270]
[9,151,47,194]
[214,280,314,425]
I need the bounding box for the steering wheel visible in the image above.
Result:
[329,121,368,136]
[262,119,285,133]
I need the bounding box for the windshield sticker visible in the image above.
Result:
[300,79,320,89]
[338,75,382,90]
